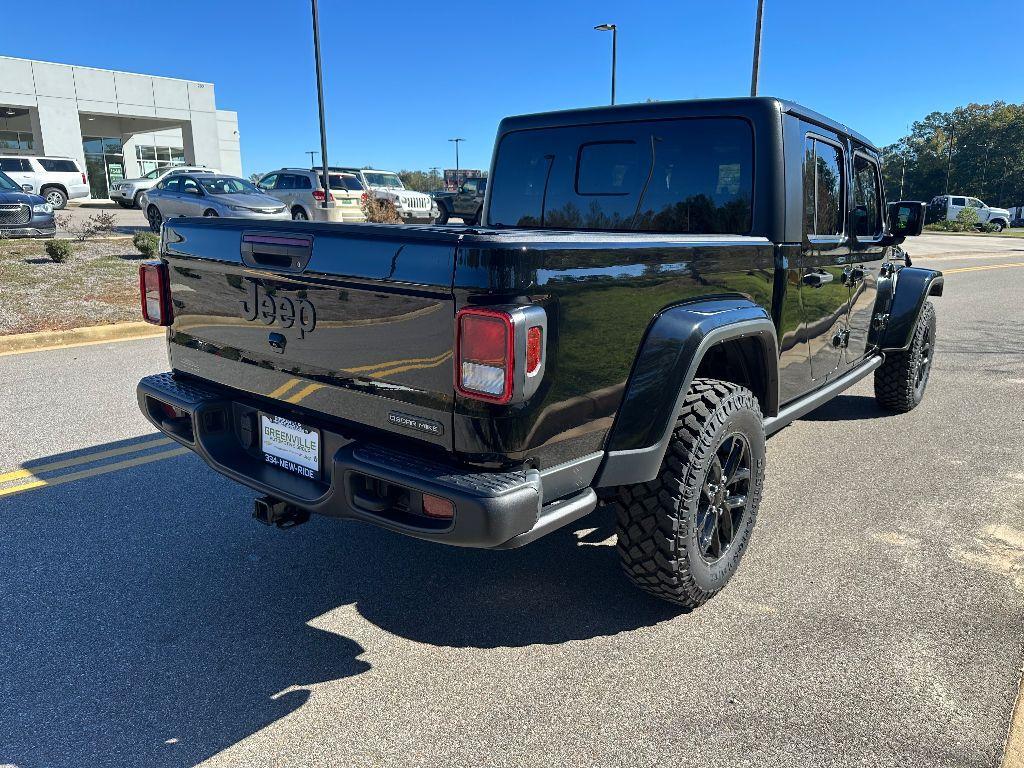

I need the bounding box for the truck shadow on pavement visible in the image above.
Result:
[799,393,889,422]
[0,448,679,768]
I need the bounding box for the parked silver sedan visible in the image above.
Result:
[142,174,290,232]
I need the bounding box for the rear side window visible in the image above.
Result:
[296,175,312,189]
[951,196,966,207]
[802,136,844,237]
[488,117,753,233]
[161,177,182,192]
[0,158,31,172]
[853,154,882,238]
[38,159,79,173]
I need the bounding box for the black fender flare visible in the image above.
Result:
[595,298,779,488]
[878,267,944,351]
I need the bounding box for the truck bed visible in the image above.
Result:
[160,217,774,465]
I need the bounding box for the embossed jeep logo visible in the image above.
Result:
[240,280,317,338]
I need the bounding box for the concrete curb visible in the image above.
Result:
[0,322,163,356]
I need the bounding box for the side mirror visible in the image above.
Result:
[186,187,202,195]
[887,200,925,240]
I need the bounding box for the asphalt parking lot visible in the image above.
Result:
[1,232,1022,767]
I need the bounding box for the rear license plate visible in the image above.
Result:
[260,414,320,479]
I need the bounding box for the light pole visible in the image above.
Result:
[311,0,333,209]
[750,0,765,97]
[448,138,464,187]
[594,24,617,105]
[306,150,320,167]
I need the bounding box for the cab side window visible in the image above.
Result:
[802,136,844,238]
[853,155,882,238]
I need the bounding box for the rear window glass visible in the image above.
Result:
[38,159,79,173]
[488,117,753,233]
[330,174,363,191]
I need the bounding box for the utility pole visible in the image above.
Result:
[750,0,765,97]
[311,0,333,209]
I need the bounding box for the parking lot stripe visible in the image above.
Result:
[0,446,190,498]
[268,379,302,398]
[0,436,174,484]
[369,351,453,379]
[284,383,325,404]
[944,262,1024,274]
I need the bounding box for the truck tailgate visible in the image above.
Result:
[162,219,457,449]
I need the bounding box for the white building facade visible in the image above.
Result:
[0,56,241,199]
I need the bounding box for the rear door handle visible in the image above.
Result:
[803,271,834,288]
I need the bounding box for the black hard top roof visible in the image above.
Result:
[496,96,879,152]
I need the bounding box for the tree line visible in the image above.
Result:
[882,101,1024,207]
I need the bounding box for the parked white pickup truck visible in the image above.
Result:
[927,194,1011,231]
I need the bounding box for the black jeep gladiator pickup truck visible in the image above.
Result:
[137,97,941,607]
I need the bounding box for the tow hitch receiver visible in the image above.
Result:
[253,495,311,529]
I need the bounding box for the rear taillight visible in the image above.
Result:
[139,261,172,326]
[456,309,514,403]
[455,305,547,404]
[312,189,334,202]
[526,326,543,375]
[81,172,87,185]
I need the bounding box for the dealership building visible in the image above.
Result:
[0,56,241,199]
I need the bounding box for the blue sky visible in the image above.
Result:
[2,0,1021,176]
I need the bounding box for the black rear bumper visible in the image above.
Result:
[137,373,597,548]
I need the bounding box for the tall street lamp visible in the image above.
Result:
[311,0,333,209]
[448,138,465,185]
[594,23,617,105]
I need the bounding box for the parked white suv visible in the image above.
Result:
[110,165,219,209]
[331,167,438,223]
[927,194,1011,231]
[256,168,367,223]
[0,156,89,209]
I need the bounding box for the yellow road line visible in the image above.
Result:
[0,436,174,484]
[0,446,190,498]
[345,350,452,374]
[944,262,1024,274]
[268,378,301,398]
[0,332,164,358]
[284,383,325,404]
[1003,665,1024,767]
[369,352,453,379]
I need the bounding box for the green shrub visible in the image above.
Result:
[978,222,998,233]
[954,206,979,231]
[44,239,74,263]
[133,231,160,257]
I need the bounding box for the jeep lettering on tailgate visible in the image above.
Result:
[240,280,316,337]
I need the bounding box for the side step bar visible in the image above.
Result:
[764,354,883,436]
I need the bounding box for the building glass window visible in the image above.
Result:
[0,131,34,151]
[83,135,126,199]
